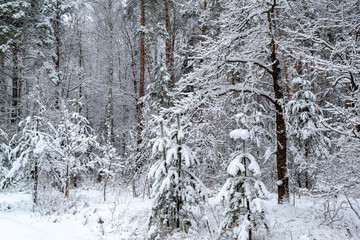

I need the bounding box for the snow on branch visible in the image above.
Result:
[226,57,273,74]
[214,85,277,106]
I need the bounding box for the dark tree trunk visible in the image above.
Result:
[54,0,61,109]
[165,0,171,68]
[11,43,20,125]
[176,114,181,228]
[164,0,174,88]
[137,0,145,149]
[33,160,38,204]
[269,2,289,203]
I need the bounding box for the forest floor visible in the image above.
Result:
[0,186,359,240]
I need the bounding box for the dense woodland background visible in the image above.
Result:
[0,0,360,239]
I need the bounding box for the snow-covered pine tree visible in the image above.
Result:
[148,113,208,239]
[130,56,173,197]
[144,56,172,114]
[0,0,29,53]
[287,76,330,190]
[98,137,122,202]
[219,113,269,240]
[0,128,11,181]
[53,101,99,198]
[1,104,50,204]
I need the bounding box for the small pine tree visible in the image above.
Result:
[148,113,208,239]
[287,77,330,189]
[1,105,50,204]
[54,101,99,198]
[98,138,122,201]
[219,113,269,240]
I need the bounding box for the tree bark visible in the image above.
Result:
[65,162,70,198]
[176,114,181,228]
[269,2,289,203]
[135,0,146,172]
[137,0,146,149]
[106,0,114,143]
[33,159,38,204]
[164,0,174,88]
[165,0,171,69]
[11,43,20,125]
[55,0,61,109]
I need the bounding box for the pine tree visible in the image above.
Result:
[53,100,99,198]
[219,113,269,240]
[287,76,330,190]
[148,113,208,239]
[144,56,172,114]
[1,103,50,204]
[0,0,29,53]
[98,138,122,201]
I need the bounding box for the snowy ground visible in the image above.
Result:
[0,188,359,240]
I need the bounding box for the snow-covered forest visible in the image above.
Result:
[0,0,360,239]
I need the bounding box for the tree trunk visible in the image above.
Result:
[65,162,70,198]
[176,114,182,229]
[165,0,171,68]
[268,3,289,203]
[164,0,174,88]
[136,0,146,168]
[11,43,20,126]
[106,0,114,143]
[242,140,252,240]
[55,0,61,109]
[33,160,38,204]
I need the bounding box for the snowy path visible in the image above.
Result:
[0,190,151,240]
[0,192,96,240]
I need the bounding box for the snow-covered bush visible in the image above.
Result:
[1,108,53,204]
[52,103,100,198]
[35,187,88,216]
[98,139,122,201]
[219,113,269,240]
[0,128,11,181]
[147,114,208,239]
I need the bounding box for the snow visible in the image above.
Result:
[0,188,152,240]
[1,190,359,240]
[230,129,250,140]
[227,156,245,176]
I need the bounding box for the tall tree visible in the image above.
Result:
[0,0,29,126]
[137,0,146,149]
[174,0,291,203]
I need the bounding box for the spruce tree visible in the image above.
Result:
[1,103,50,204]
[148,113,208,239]
[287,76,330,190]
[54,101,99,198]
[219,113,269,240]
